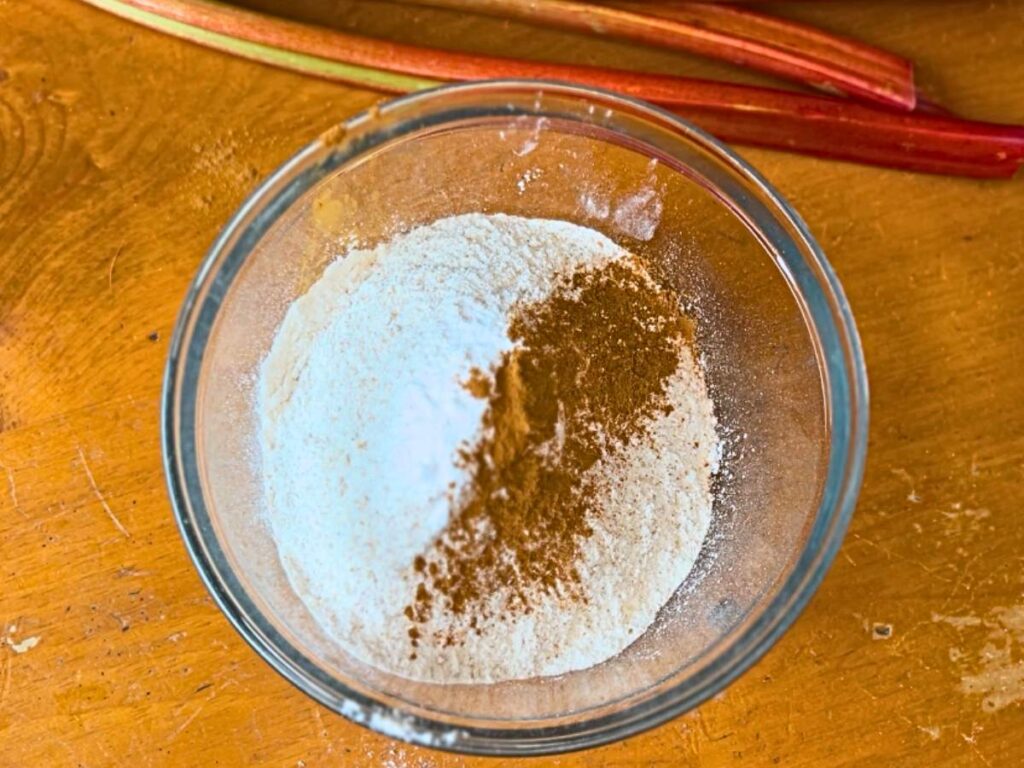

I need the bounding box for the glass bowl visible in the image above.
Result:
[162,80,868,755]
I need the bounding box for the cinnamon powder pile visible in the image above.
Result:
[407,257,693,629]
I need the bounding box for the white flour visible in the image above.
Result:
[258,213,719,683]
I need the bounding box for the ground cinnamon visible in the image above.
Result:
[408,257,693,627]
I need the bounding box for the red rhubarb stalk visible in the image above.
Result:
[84,0,1024,178]
[658,82,1024,179]
[399,0,916,109]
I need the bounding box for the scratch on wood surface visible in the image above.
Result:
[694,709,733,743]
[940,505,990,522]
[76,446,130,538]
[0,460,24,517]
[108,244,123,291]
[969,743,993,768]
[249,710,265,742]
[55,738,83,765]
[853,680,879,702]
[95,736,116,764]
[116,566,150,578]
[217,677,238,692]
[167,692,215,744]
[850,533,952,582]
[1,653,11,705]
[889,618,931,650]
[851,533,892,560]
[939,552,983,612]
[167,705,205,744]
[310,705,334,754]
[962,728,993,767]
[894,713,915,730]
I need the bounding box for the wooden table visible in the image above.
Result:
[2,1,1022,764]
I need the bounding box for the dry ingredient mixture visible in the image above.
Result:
[259,213,720,683]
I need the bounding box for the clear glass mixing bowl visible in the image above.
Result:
[162,80,868,755]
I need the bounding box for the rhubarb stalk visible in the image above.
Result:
[80,0,1024,178]
[398,0,916,109]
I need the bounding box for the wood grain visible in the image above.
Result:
[1,1,1022,765]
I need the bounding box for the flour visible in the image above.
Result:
[258,213,719,683]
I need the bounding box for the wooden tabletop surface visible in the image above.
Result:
[2,1,1023,765]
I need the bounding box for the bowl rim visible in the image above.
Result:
[162,78,869,756]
